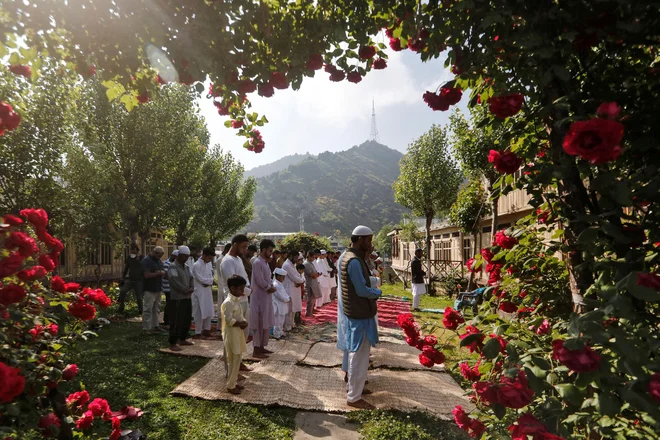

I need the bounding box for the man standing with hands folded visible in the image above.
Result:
[168,246,195,352]
[250,239,277,358]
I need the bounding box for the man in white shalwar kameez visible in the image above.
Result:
[192,247,216,338]
[282,252,304,329]
[315,250,331,306]
[272,268,290,339]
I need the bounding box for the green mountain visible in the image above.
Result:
[244,153,311,178]
[248,141,408,236]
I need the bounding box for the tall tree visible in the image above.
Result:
[372,224,394,258]
[70,81,209,253]
[393,124,462,277]
[0,65,79,229]
[193,147,257,247]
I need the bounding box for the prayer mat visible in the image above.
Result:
[301,299,412,329]
[158,339,313,363]
[171,359,471,416]
[301,342,445,372]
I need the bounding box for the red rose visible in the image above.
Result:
[209,83,222,97]
[442,307,465,330]
[68,299,96,321]
[485,262,503,274]
[493,230,518,249]
[408,30,429,52]
[257,83,275,98]
[0,284,26,306]
[46,323,59,335]
[373,58,387,70]
[65,282,81,292]
[489,93,524,118]
[18,265,47,282]
[112,417,121,430]
[533,319,551,335]
[480,248,494,263]
[460,325,485,353]
[136,94,150,104]
[473,381,499,404]
[3,214,23,226]
[88,398,111,417]
[419,353,435,368]
[470,419,486,438]
[82,288,112,308]
[422,87,462,111]
[536,209,550,224]
[305,54,324,70]
[499,301,517,313]
[637,272,660,290]
[422,346,445,364]
[459,362,481,381]
[76,411,94,430]
[347,72,362,83]
[493,370,534,408]
[466,257,480,273]
[66,390,90,407]
[397,312,416,328]
[596,102,620,120]
[488,149,523,174]
[488,270,501,285]
[358,45,377,60]
[329,70,346,82]
[29,325,44,341]
[405,336,419,347]
[269,72,288,90]
[649,373,660,403]
[62,364,79,380]
[38,413,61,438]
[0,102,22,134]
[9,64,31,78]
[38,231,64,253]
[238,79,257,95]
[509,413,554,440]
[231,120,244,129]
[38,254,56,271]
[51,275,67,293]
[563,118,624,164]
[5,231,39,257]
[388,37,404,51]
[452,405,471,430]
[0,362,26,403]
[489,334,508,353]
[552,339,601,373]
[423,335,437,346]
[213,101,230,116]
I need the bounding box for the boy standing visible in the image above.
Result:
[271,268,290,339]
[222,275,249,394]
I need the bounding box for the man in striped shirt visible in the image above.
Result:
[162,250,178,328]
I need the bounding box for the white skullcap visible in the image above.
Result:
[320,250,327,255]
[153,246,165,253]
[172,250,179,256]
[296,254,304,260]
[376,257,382,262]
[178,246,191,255]
[371,251,378,256]
[274,268,287,276]
[352,225,373,236]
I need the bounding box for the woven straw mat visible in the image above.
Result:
[171,358,471,416]
[301,342,445,372]
[159,339,313,362]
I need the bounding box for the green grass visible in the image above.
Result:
[41,287,470,440]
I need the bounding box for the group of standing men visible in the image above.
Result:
[117,225,385,405]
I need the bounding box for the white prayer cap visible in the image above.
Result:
[178,246,191,255]
[296,254,304,261]
[320,250,327,255]
[274,268,287,276]
[376,257,382,262]
[352,225,373,236]
[172,250,179,256]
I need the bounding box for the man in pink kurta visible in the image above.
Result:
[249,239,276,358]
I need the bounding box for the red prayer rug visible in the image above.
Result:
[301,298,411,329]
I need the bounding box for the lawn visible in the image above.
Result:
[37,288,469,440]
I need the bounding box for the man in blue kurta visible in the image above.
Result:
[339,225,382,409]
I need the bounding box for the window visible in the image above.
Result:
[58,244,66,268]
[433,242,440,261]
[101,243,113,265]
[452,232,460,237]
[482,226,492,233]
[392,236,400,258]
[404,243,411,261]
[86,246,99,265]
[442,233,450,239]
[440,241,451,261]
[463,239,472,262]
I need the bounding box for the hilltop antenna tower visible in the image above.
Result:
[369,98,380,142]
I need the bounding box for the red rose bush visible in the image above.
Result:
[0,209,128,439]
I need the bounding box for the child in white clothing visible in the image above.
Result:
[272,268,290,339]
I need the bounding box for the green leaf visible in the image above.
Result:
[553,65,571,82]
[492,403,506,420]
[120,94,136,112]
[597,392,622,416]
[459,333,483,348]
[224,120,233,128]
[0,42,7,58]
[482,337,501,359]
[8,52,20,65]
[618,273,660,302]
[555,384,582,405]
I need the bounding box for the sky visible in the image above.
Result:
[197,49,469,171]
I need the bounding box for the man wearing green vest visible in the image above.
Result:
[339,225,382,409]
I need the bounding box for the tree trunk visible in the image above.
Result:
[425,213,433,296]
